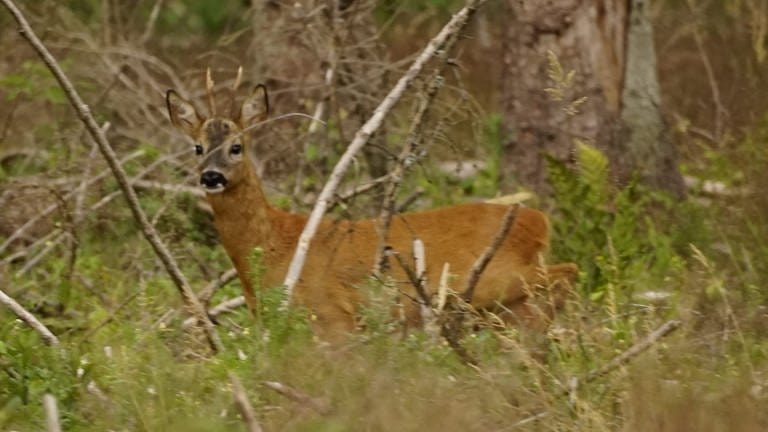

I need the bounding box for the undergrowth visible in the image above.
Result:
[2,140,767,431]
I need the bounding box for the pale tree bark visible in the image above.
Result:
[620,0,684,195]
[501,0,685,197]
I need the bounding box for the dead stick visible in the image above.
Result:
[282,0,487,304]
[462,204,519,302]
[0,287,59,346]
[229,373,263,432]
[0,0,223,354]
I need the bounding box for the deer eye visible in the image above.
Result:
[194,145,204,155]
[230,143,242,155]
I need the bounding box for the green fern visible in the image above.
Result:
[548,144,682,307]
[576,140,610,207]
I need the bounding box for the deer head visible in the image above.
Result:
[165,70,268,194]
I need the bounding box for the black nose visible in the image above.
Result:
[200,171,227,188]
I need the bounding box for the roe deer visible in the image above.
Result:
[166,80,577,341]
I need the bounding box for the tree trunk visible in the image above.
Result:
[619,0,685,196]
[501,0,685,197]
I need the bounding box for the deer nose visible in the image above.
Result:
[200,171,227,189]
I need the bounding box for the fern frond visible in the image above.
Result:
[576,140,609,205]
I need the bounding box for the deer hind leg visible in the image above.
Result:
[237,273,258,318]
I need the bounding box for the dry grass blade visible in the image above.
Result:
[0,0,223,354]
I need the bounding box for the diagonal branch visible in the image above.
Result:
[462,204,519,302]
[0,287,59,346]
[0,0,223,354]
[282,0,487,304]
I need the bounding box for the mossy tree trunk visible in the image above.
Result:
[500,0,685,197]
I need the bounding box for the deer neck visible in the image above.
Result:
[205,164,272,261]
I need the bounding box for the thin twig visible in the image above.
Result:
[140,0,164,44]
[582,319,682,383]
[263,381,332,415]
[182,296,245,329]
[198,268,239,304]
[229,373,263,432]
[373,49,455,275]
[0,287,59,346]
[0,0,223,354]
[79,288,143,343]
[43,394,62,432]
[12,150,192,277]
[686,0,726,143]
[0,149,145,256]
[462,204,519,302]
[282,0,487,304]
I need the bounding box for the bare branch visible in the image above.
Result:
[0,0,223,354]
[0,287,59,346]
[282,0,487,304]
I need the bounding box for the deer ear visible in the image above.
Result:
[239,84,269,127]
[166,90,202,137]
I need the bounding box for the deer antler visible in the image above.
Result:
[230,66,243,117]
[205,67,216,117]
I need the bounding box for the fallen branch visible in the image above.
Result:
[1,0,223,354]
[282,0,487,304]
[229,373,263,432]
[263,380,332,415]
[0,287,60,346]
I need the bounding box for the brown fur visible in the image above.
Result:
[166,86,578,340]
